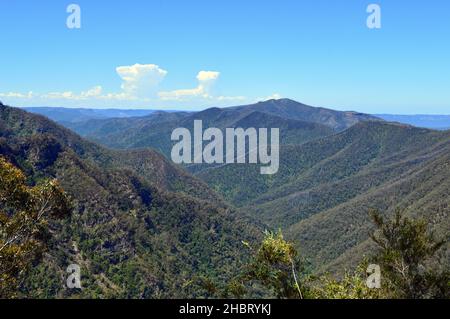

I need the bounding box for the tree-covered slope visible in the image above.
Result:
[0,102,261,298]
[197,121,450,271]
[287,146,450,273]
[17,100,449,277]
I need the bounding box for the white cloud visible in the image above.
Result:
[27,62,168,102]
[97,92,136,101]
[41,86,106,100]
[256,93,283,102]
[0,91,33,99]
[116,63,167,96]
[216,95,247,102]
[43,91,75,99]
[1,85,138,105]
[159,88,204,101]
[81,85,102,98]
[0,65,249,108]
[196,71,220,82]
[158,70,220,101]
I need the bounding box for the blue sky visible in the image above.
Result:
[0,0,449,113]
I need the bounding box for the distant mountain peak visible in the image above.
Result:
[258,98,302,105]
[227,98,379,131]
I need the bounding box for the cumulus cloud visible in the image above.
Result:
[0,65,249,107]
[196,71,220,82]
[158,70,220,101]
[25,62,169,102]
[116,63,167,96]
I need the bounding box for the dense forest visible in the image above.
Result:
[1,100,449,298]
[38,99,450,274]
[0,102,261,298]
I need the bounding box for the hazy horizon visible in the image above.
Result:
[11,99,450,116]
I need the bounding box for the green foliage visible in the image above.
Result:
[369,209,449,299]
[310,265,382,299]
[243,231,304,298]
[211,230,310,299]
[223,220,448,299]
[0,157,72,298]
[236,231,381,299]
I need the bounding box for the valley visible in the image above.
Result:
[2,0,448,301]
[23,99,450,274]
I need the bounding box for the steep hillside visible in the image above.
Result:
[288,146,450,273]
[13,100,449,276]
[65,111,191,156]
[1,104,215,200]
[197,120,450,271]
[0,102,261,298]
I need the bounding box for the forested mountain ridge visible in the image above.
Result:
[20,99,450,275]
[4,99,449,289]
[33,99,377,158]
[1,103,218,200]
[199,121,449,207]
[227,99,380,131]
[0,102,261,298]
[196,120,450,271]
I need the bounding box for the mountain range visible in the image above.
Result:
[24,101,450,131]
[22,107,158,124]
[3,98,449,296]
[39,99,377,157]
